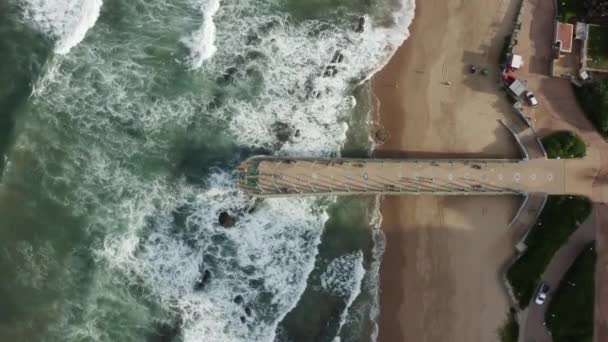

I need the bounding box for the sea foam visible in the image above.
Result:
[15,0,416,339]
[182,0,222,68]
[21,0,102,54]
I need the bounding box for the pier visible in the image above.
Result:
[236,156,591,198]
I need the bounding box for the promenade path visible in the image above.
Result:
[523,205,597,342]
[512,0,608,339]
[237,156,594,198]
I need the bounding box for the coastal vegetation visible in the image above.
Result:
[556,0,585,22]
[506,196,592,308]
[546,243,596,342]
[574,79,608,137]
[497,308,519,342]
[541,131,586,159]
[588,25,608,69]
[500,34,512,66]
[557,0,608,22]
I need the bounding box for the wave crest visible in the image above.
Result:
[22,0,102,54]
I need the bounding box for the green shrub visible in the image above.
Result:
[498,308,519,342]
[500,35,512,66]
[574,80,608,137]
[506,196,592,308]
[542,131,586,159]
[556,0,585,22]
[546,243,596,342]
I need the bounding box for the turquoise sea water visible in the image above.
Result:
[0,0,413,340]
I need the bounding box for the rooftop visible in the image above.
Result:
[557,22,574,53]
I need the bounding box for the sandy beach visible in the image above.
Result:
[372,0,524,340]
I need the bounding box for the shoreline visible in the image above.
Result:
[370,0,523,340]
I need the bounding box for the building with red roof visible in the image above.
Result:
[556,22,574,53]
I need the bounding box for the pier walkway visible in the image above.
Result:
[236,156,592,198]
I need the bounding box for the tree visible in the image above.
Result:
[542,131,587,159]
[583,0,608,23]
[575,80,608,137]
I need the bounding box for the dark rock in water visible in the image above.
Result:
[218,211,236,228]
[217,67,238,86]
[246,198,263,214]
[294,129,301,138]
[240,316,246,323]
[374,127,390,144]
[194,270,212,290]
[330,51,344,64]
[331,50,342,63]
[271,122,292,143]
[233,295,244,304]
[323,65,338,77]
[304,79,315,99]
[244,307,252,316]
[202,270,211,283]
[354,16,365,33]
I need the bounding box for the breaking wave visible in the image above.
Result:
[181,0,223,68]
[6,0,416,339]
[21,0,102,54]
[321,252,366,341]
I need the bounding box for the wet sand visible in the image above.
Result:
[372,0,523,341]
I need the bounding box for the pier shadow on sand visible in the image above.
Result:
[377,194,519,342]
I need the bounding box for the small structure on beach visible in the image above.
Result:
[509,54,524,69]
[508,78,527,97]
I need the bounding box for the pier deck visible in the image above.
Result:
[236,156,588,197]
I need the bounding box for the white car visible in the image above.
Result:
[526,91,538,107]
[535,283,550,305]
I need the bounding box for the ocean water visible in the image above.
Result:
[0,0,414,340]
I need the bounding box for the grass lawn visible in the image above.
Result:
[546,243,596,342]
[542,131,586,159]
[556,0,585,22]
[573,80,608,137]
[506,196,592,308]
[587,25,608,70]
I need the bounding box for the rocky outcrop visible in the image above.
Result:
[194,269,212,291]
[354,17,365,33]
[218,211,236,228]
[374,127,390,144]
[271,121,293,146]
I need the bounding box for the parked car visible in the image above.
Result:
[526,91,538,107]
[534,283,550,305]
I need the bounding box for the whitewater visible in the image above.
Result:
[0,0,414,340]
